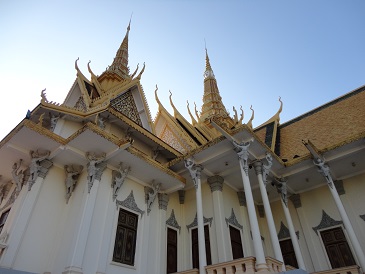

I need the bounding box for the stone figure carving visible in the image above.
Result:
[262,153,273,185]
[184,158,203,189]
[49,113,60,132]
[276,178,288,207]
[64,165,83,203]
[12,159,24,193]
[86,152,106,193]
[314,158,333,188]
[146,182,160,214]
[95,114,106,129]
[112,163,130,201]
[28,150,50,190]
[232,140,252,175]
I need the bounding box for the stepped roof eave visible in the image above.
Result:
[0,119,184,191]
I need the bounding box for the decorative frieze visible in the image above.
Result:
[186,213,213,230]
[86,152,106,193]
[225,208,243,230]
[312,210,343,235]
[166,209,181,233]
[207,175,223,192]
[289,194,302,208]
[116,190,145,216]
[111,163,130,201]
[237,191,246,207]
[184,158,203,189]
[178,190,185,204]
[64,165,83,203]
[158,193,169,211]
[27,150,52,191]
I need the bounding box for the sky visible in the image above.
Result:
[0,1,364,140]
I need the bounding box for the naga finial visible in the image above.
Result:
[41,88,48,103]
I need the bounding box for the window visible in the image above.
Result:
[279,238,298,268]
[320,227,356,268]
[112,208,138,266]
[167,227,178,273]
[191,225,211,269]
[0,209,10,235]
[229,225,244,259]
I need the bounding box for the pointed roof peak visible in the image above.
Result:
[204,46,214,80]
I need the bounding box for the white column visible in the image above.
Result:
[233,141,268,272]
[0,176,44,267]
[178,190,187,271]
[253,159,285,271]
[207,175,229,262]
[314,159,365,272]
[63,179,101,274]
[237,191,254,256]
[277,179,306,270]
[185,158,206,274]
[156,193,169,274]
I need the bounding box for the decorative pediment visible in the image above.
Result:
[225,208,243,230]
[312,210,342,235]
[116,190,145,216]
[111,90,142,126]
[186,213,213,230]
[166,209,181,233]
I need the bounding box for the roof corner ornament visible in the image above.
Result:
[130,63,139,79]
[247,105,255,128]
[233,106,244,126]
[194,102,200,121]
[136,62,145,80]
[112,162,130,201]
[184,158,203,190]
[187,101,198,125]
[40,88,48,103]
[74,57,81,73]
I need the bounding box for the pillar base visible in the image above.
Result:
[256,262,270,274]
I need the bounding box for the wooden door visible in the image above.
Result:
[280,239,298,268]
[320,227,356,268]
[192,225,212,269]
[229,225,244,259]
[167,228,178,273]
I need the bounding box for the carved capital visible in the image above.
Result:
[314,158,334,188]
[232,140,252,176]
[276,178,288,207]
[178,190,185,204]
[145,182,160,214]
[253,161,263,175]
[86,152,106,193]
[158,193,169,211]
[112,163,130,201]
[237,191,246,207]
[289,194,302,208]
[27,149,52,191]
[64,164,83,203]
[184,158,203,189]
[207,175,224,192]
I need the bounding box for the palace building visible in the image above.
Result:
[0,21,364,274]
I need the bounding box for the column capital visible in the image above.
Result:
[178,190,185,204]
[207,175,224,192]
[314,158,334,188]
[253,161,263,175]
[184,158,203,189]
[237,191,246,207]
[158,193,169,211]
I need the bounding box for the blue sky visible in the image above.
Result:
[1,1,364,140]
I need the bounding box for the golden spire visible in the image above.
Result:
[108,19,131,78]
[200,48,233,128]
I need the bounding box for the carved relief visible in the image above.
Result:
[64,165,83,203]
[12,159,24,194]
[111,163,130,201]
[144,182,160,215]
[110,90,142,126]
[312,210,343,235]
[158,193,169,211]
[225,208,243,230]
[166,209,181,233]
[314,158,333,188]
[184,158,203,190]
[27,150,52,191]
[278,221,299,240]
[86,152,106,193]
[116,190,144,216]
[237,191,246,207]
[233,140,252,176]
[161,126,186,153]
[186,213,213,230]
